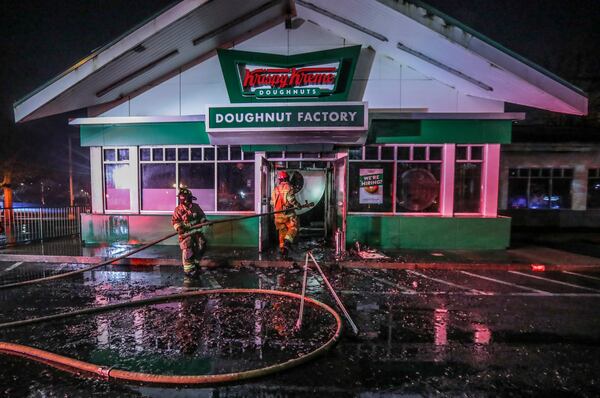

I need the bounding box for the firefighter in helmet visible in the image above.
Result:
[271,170,301,257]
[172,188,207,279]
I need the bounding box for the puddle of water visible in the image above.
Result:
[1,293,338,376]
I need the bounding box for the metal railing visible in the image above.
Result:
[0,206,89,246]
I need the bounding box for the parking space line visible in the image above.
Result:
[562,271,600,282]
[351,268,417,294]
[460,271,552,295]
[406,270,489,295]
[3,262,24,272]
[340,290,600,297]
[509,271,600,292]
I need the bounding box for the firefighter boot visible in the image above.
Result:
[281,239,293,260]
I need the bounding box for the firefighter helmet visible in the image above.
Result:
[178,188,196,201]
[277,170,289,180]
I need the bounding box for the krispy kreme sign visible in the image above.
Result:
[217,46,361,102]
[241,64,339,98]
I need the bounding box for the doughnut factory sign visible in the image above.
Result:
[206,102,368,132]
[217,46,361,103]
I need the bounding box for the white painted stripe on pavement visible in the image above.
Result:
[340,290,600,297]
[509,271,600,292]
[460,271,552,295]
[4,262,24,272]
[351,268,417,294]
[562,271,600,282]
[406,270,490,295]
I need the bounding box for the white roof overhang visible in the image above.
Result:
[14,0,587,123]
[14,0,295,123]
[296,0,587,115]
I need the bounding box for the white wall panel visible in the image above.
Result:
[180,56,229,114]
[363,79,401,109]
[401,79,457,112]
[288,21,348,54]
[101,101,129,117]
[457,93,504,113]
[236,20,349,55]
[401,65,428,81]
[129,75,181,116]
[235,23,288,54]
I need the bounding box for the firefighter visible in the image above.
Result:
[172,188,207,279]
[271,170,301,257]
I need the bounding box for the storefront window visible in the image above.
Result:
[179,163,215,211]
[104,164,132,210]
[139,145,254,213]
[141,164,176,211]
[454,145,483,213]
[395,145,442,213]
[103,148,132,211]
[588,168,600,209]
[507,168,573,210]
[454,163,482,213]
[397,163,441,213]
[348,162,393,212]
[217,163,255,211]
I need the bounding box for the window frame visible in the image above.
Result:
[587,167,600,209]
[347,144,445,216]
[454,144,485,216]
[102,147,134,214]
[507,167,574,210]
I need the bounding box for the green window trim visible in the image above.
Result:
[369,119,512,144]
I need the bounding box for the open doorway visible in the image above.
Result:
[258,151,341,252]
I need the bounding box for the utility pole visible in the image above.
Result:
[68,135,74,207]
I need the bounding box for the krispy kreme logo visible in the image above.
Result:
[239,62,339,98]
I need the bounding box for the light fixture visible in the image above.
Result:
[192,0,282,46]
[296,0,388,42]
[96,49,179,98]
[397,42,493,92]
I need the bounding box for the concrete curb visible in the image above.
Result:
[2,254,600,272]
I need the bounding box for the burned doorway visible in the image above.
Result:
[260,150,338,252]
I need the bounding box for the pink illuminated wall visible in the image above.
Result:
[142,189,176,211]
[190,188,215,211]
[106,189,130,210]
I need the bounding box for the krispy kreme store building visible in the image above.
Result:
[14,0,586,251]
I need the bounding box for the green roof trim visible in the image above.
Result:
[379,0,586,97]
[369,119,512,144]
[80,122,208,147]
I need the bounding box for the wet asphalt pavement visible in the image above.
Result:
[1,259,600,397]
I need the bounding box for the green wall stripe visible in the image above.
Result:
[81,214,258,247]
[346,215,511,249]
[80,122,209,147]
[369,119,512,144]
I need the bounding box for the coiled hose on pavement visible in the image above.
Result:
[0,288,342,385]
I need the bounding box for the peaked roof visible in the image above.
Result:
[13,0,587,123]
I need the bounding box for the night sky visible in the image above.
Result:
[1,0,599,203]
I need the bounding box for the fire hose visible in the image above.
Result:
[0,203,313,290]
[0,289,342,385]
